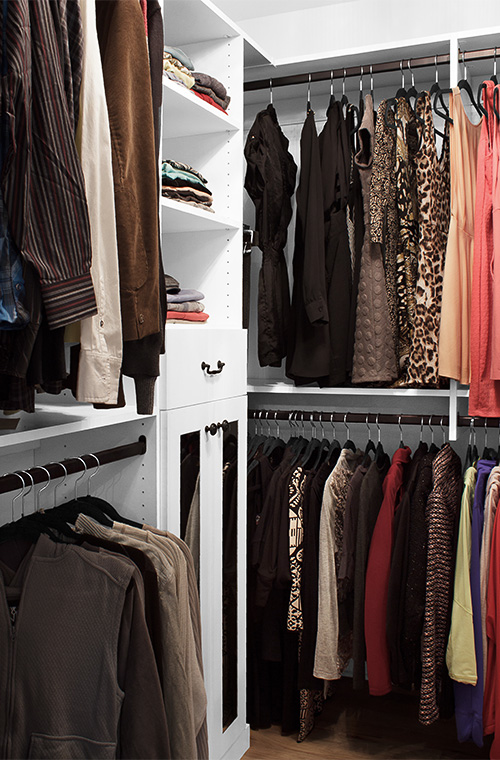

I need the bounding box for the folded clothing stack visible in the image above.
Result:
[162,159,213,213]
[163,45,230,113]
[191,72,231,113]
[163,50,195,89]
[165,277,209,323]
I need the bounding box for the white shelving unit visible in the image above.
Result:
[159,2,250,758]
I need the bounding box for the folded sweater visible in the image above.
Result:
[163,160,207,184]
[167,301,205,313]
[166,311,209,322]
[192,71,227,100]
[167,289,205,303]
[191,83,230,110]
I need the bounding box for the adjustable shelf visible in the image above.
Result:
[162,78,239,138]
[161,196,239,232]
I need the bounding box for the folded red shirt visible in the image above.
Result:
[191,90,227,113]
[166,311,209,322]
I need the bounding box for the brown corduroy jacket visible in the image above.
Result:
[96,0,160,343]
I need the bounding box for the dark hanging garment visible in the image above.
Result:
[286,111,330,383]
[317,100,352,386]
[244,104,297,368]
[345,104,365,377]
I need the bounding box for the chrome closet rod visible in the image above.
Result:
[244,46,499,92]
[0,435,147,495]
[248,409,500,428]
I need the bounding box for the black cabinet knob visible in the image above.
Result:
[205,423,218,436]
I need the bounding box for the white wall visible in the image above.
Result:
[238,0,500,63]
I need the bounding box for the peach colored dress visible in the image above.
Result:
[438,88,482,384]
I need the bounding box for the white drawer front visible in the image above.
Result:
[161,327,247,409]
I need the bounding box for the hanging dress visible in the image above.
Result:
[491,84,500,379]
[406,92,450,387]
[394,97,419,373]
[318,100,352,385]
[370,100,399,363]
[352,94,397,384]
[438,88,482,384]
[286,110,330,383]
[469,80,500,416]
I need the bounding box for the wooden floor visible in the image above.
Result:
[243,678,492,760]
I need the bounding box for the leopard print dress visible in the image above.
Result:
[394,98,420,372]
[406,92,450,386]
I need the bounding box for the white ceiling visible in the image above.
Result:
[211,0,352,22]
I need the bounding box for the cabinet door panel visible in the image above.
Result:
[159,397,247,760]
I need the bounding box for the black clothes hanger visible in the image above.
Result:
[306,73,314,115]
[385,98,397,130]
[433,86,453,125]
[463,419,478,472]
[358,66,365,122]
[395,60,410,100]
[262,413,287,457]
[372,415,386,465]
[457,52,483,118]
[306,415,331,471]
[492,48,499,85]
[398,416,406,449]
[481,419,498,461]
[324,414,341,465]
[362,416,376,467]
[494,86,500,122]
[477,81,489,120]
[342,414,356,452]
[406,60,419,104]
[248,411,267,461]
[340,67,349,113]
[329,70,336,109]
[414,89,445,138]
[297,414,323,469]
[429,55,441,97]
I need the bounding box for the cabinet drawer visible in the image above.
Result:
[161,327,247,409]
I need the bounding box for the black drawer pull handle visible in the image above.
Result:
[201,360,225,375]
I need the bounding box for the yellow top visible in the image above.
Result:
[446,464,477,684]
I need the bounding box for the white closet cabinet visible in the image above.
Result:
[159,2,250,758]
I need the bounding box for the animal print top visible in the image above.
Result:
[406,92,450,387]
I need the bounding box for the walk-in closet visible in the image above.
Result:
[2,1,500,759]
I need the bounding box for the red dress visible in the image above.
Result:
[364,446,411,696]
